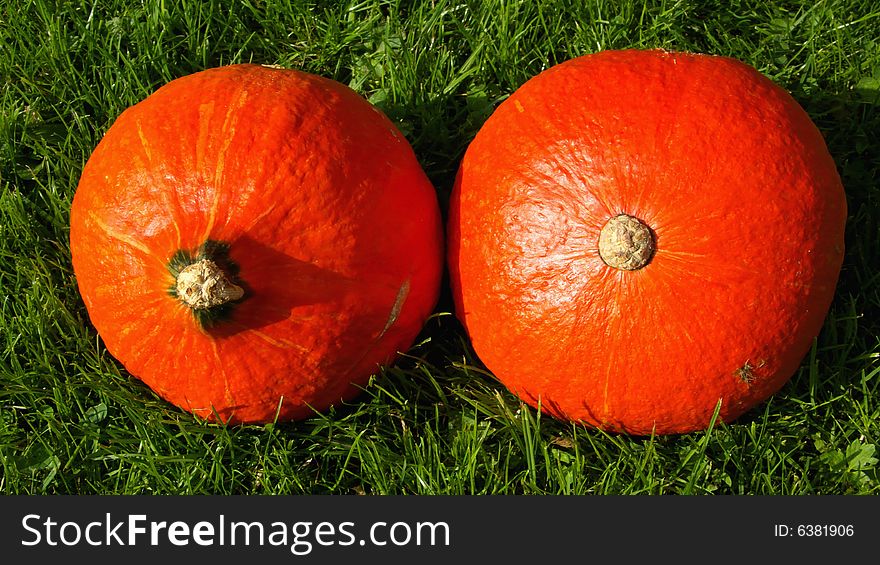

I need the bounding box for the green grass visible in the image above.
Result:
[1,0,878,495]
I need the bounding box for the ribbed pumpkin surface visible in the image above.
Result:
[448,49,847,435]
[70,64,444,424]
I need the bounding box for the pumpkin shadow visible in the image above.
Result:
[787,89,880,406]
[207,233,358,338]
[370,89,485,330]
[799,87,878,306]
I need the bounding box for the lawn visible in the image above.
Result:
[1,0,878,495]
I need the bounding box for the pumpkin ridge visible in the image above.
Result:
[87,210,159,262]
[239,202,278,234]
[201,87,250,243]
[209,338,236,420]
[134,120,154,162]
[247,328,309,352]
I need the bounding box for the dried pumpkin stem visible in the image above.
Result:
[598,214,656,271]
[176,259,245,309]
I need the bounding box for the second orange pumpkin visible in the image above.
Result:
[448,49,847,435]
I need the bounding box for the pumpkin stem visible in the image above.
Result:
[598,214,656,271]
[176,259,245,309]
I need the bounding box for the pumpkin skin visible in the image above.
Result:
[70,64,444,424]
[448,49,847,435]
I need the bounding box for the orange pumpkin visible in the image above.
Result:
[448,49,847,435]
[70,64,444,424]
